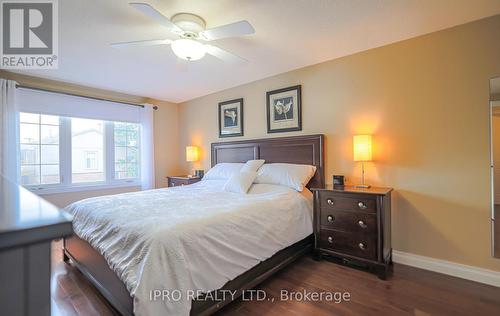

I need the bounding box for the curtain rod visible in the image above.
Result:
[15,84,158,110]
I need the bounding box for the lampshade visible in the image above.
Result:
[186,146,199,162]
[171,39,206,61]
[353,135,372,162]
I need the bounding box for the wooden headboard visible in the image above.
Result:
[211,134,325,188]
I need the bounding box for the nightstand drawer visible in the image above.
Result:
[319,229,377,260]
[167,176,201,187]
[320,210,376,235]
[319,191,376,213]
[168,178,189,187]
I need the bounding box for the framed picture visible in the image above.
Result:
[266,85,302,133]
[218,98,243,137]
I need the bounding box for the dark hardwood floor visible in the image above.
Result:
[51,241,500,316]
[52,241,116,316]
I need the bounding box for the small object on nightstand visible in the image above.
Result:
[332,175,344,186]
[194,169,204,178]
[167,175,201,187]
[311,184,393,279]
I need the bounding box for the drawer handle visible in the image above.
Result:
[327,236,334,244]
[358,201,367,210]
[358,220,367,228]
[327,198,335,206]
[358,242,367,250]
[327,215,335,222]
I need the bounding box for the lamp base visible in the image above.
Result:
[354,184,371,189]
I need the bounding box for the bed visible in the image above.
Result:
[63,134,324,315]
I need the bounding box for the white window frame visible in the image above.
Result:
[112,122,141,181]
[21,114,141,195]
[19,114,62,190]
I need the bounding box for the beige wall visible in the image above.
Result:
[178,15,500,271]
[150,99,181,188]
[0,71,180,206]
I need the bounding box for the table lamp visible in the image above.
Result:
[353,135,372,188]
[186,146,200,177]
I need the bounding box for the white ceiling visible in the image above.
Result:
[13,0,500,103]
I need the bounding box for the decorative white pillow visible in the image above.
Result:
[203,163,244,180]
[254,163,317,192]
[241,159,265,172]
[224,171,257,194]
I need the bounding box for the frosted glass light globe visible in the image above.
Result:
[171,39,206,61]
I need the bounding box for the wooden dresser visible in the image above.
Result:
[0,176,73,316]
[311,185,393,279]
[167,175,201,187]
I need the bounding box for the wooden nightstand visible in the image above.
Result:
[167,176,201,187]
[311,184,393,279]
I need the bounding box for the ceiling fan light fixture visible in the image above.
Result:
[171,39,206,61]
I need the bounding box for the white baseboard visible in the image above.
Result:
[392,250,500,287]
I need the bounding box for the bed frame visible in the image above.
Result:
[63,134,324,315]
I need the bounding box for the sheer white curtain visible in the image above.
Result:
[0,79,19,182]
[140,104,155,190]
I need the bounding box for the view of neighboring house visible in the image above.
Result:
[71,128,104,183]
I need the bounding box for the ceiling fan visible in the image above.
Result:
[111,2,255,63]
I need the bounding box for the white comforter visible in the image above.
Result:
[66,180,313,316]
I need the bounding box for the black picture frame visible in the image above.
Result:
[218,98,244,138]
[266,85,302,133]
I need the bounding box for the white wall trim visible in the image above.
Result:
[392,250,500,288]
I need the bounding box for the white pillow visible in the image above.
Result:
[203,160,264,180]
[254,163,317,192]
[241,159,265,172]
[224,171,257,194]
[203,163,244,180]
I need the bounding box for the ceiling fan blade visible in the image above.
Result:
[111,39,172,48]
[129,2,182,34]
[205,45,247,64]
[199,21,254,41]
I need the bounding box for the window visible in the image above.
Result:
[114,122,140,179]
[20,113,60,186]
[85,151,98,170]
[18,112,141,193]
[71,118,104,183]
